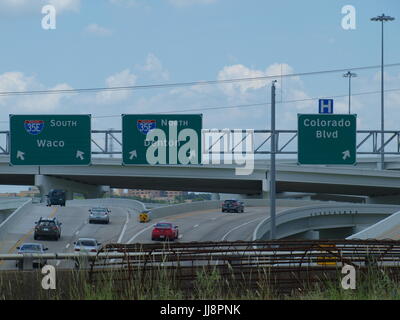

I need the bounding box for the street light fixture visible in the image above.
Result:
[371,13,395,170]
[343,71,357,114]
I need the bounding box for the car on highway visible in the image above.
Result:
[221,200,244,213]
[46,189,66,207]
[34,217,62,240]
[16,243,48,269]
[151,222,179,241]
[73,238,102,253]
[88,207,110,224]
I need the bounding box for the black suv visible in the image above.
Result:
[46,189,66,207]
[221,200,244,213]
[34,217,62,240]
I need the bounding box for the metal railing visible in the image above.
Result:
[86,240,400,296]
[2,240,400,295]
[1,129,400,156]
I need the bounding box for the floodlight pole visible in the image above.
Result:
[371,13,395,170]
[270,80,277,240]
[343,71,357,114]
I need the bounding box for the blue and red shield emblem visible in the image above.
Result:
[24,120,44,135]
[137,120,156,135]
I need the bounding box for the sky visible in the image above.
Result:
[0,0,399,192]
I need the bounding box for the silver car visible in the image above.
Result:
[74,238,102,253]
[88,208,110,224]
[16,243,48,268]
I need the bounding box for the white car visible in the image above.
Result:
[73,238,102,253]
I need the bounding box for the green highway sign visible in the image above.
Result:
[298,114,357,165]
[10,114,91,166]
[122,114,202,165]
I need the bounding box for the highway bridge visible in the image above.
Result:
[2,156,400,204]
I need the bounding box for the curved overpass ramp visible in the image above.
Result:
[347,209,400,240]
[253,203,400,240]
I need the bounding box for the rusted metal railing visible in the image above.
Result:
[88,240,400,296]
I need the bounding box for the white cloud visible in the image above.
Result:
[84,24,113,37]
[139,53,170,81]
[217,64,267,96]
[0,72,73,113]
[19,83,74,112]
[96,69,137,104]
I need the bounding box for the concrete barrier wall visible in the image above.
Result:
[0,198,32,235]
[148,199,294,220]
[0,197,31,211]
[147,199,328,220]
[254,203,400,240]
[150,201,221,220]
[67,198,146,212]
[347,210,400,239]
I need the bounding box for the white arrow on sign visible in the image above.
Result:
[76,150,85,160]
[17,151,25,161]
[129,150,137,160]
[342,150,351,160]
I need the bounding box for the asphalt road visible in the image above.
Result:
[0,201,288,269]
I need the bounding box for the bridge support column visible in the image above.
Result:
[35,175,109,202]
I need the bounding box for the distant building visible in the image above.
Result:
[124,189,188,201]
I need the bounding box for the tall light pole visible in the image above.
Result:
[343,71,357,114]
[270,80,277,240]
[371,13,395,170]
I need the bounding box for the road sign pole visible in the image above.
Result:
[380,19,385,170]
[270,81,277,240]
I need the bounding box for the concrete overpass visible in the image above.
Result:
[2,156,400,203]
[253,203,400,240]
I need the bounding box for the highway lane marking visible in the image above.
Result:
[127,225,154,244]
[221,217,264,241]
[125,209,217,243]
[117,210,130,243]
[125,208,266,244]
[166,209,218,221]
[0,206,59,265]
[6,207,58,254]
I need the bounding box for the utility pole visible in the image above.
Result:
[371,13,395,170]
[270,80,277,240]
[343,71,357,114]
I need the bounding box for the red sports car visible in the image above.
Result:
[151,222,179,241]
